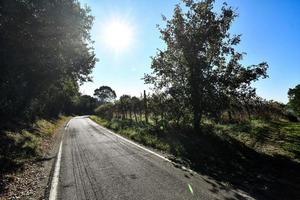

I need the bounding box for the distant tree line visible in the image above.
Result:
[95,88,296,128]
[0,0,97,124]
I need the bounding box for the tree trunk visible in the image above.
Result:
[228,110,233,122]
[122,109,126,119]
[134,112,137,122]
[143,90,148,123]
[245,105,251,120]
[193,110,201,131]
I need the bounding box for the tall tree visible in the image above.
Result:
[131,96,141,122]
[288,84,300,116]
[144,0,268,130]
[119,95,132,119]
[94,86,117,104]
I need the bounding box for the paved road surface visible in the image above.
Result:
[56,116,252,200]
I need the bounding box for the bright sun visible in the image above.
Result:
[103,20,134,52]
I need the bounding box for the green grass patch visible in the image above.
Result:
[0,115,71,172]
[90,116,170,152]
[215,119,300,161]
[91,115,300,163]
[90,115,109,127]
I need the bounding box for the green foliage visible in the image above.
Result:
[94,103,114,120]
[0,0,96,122]
[144,0,268,130]
[119,94,134,119]
[216,119,300,160]
[90,116,170,152]
[94,86,117,104]
[288,84,300,116]
[74,95,98,115]
[8,130,41,157]
[90,115,109,127]
[92,113,300,165]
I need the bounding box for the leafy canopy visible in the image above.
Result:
[0,0,96,120]
[94,86,117,104]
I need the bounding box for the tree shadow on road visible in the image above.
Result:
[165,127,300,200]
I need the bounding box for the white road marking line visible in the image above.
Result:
[49,138,63,200]
[89,119,171,163]
[188,183,194,195]
[64,120,71,130]
[90,119,197,173]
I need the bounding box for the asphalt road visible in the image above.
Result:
[56,116,252,200]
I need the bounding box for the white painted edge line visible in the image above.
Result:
[89,119,171,163]
[49,138,63,200]
[64,120,71,130]
[49,118,72,200]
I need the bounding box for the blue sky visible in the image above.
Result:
[79,0,300,103]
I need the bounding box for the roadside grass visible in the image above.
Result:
[0,115,71,173]
[215,119,300,161]
[90,115,300,199]
[90,115,300,162]
[90,115,171,152]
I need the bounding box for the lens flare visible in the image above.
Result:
[103,19,134,52]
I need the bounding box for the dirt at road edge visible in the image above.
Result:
[0,119,69,200]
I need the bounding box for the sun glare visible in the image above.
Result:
[103,19,134,52]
